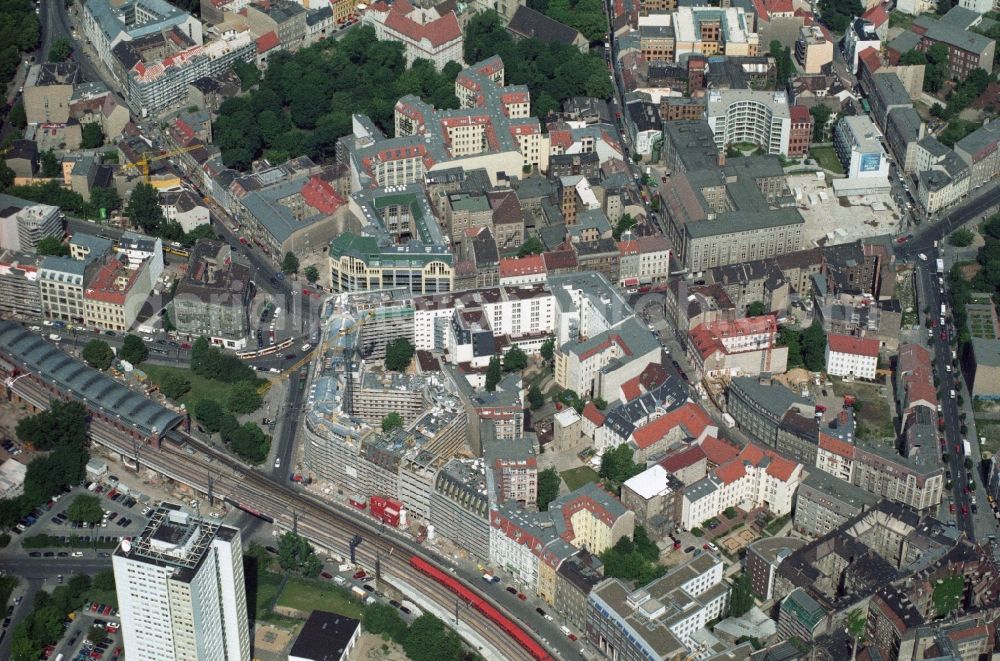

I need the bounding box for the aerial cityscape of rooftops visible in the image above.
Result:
[0,0,1000,659]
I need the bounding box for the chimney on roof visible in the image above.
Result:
[759,372,772,386]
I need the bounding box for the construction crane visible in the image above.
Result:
[127,145,202,182]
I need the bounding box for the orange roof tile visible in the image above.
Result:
[716,460,746,485]
[660,445,706,473]
[632,402,712,450]
[700,436,740,465]
[582,402,605,426]
[256,31,280,53]
[827,333,879,357]
[499,254,546,278]
[819,432,856,459]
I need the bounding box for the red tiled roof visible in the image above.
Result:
[618,362,667,401]
[543,250,576,271]
[862,4,889,26]
[621,377,641,401]
[789,105,812,123]
[582,402,605,426]
[819,432,856,459]
[716,460,746,485]
[827,333,879,357]
[383,3,462,47]
[736,444,798,481]
[499,254,546,278]
[660,445,706,473]
[301,176,344,215]
[858,47,881,74]
[631,402,712,450]
[700,436,739,466]
[256,31,280,53]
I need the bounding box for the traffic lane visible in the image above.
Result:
[269,368,305,481]
[897,183,1000,259]
[0,577,41,661]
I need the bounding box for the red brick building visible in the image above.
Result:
[788,105,814,158]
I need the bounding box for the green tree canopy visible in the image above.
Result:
[747,301,766,316]
[537,468,561,511]
[612,214,637,241]
[81,339,114,370]
[485,355,502,391]
[159,372,191,400]
[729,573,756,617]
[599,443,642,488]
[382,411,404,432]
[194,398,225,434]
[362,603,408,643]
[226,380,263,414]
[66,494,103,524]
[48,37,72,63]
[81,122,104,149]
[517,235,544,256]
[227,422,270,464]
[277,531,322,576]
[16,401,88,451]
[119,334,148,364]
[304,265,320,283]
[384,337,415,372]
[949,228,975,247]
[40,150,60,178]
[801,319,827,371]
[809,105,833,142]
[527,384,545,409]
[818,0,863,32]
[281,251,299,274]
[403,614,463,661]
[126,183,165,234]
[36,236,69,257]
[540,336,556,362]
[503,345,528,372]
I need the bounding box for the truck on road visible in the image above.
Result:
[936,258,945,275]
[964,439,972,458]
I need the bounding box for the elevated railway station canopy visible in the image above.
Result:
[0,321,183,439]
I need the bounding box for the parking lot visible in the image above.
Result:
[49,606,122,661]
[11,480,152,551]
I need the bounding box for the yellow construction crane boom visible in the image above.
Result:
[130,145,202,182]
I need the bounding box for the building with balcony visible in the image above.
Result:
[706,89,791,156]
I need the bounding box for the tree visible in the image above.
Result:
[810,105,832,142]
[777,326,804,367]
[924,43,949,93]
[218,414,240,443]
[382,412,404,432]
[747,301,766,316]
[517,235,544,256]
[485,355,502,392]
[362,603,408,643]
[612,214,637,241]
[88,187,121,218]
[36,236,69,256]
[194,399,224,434]
[503,346,528,372]
[846,607,867,661]
[728,573,756,617]
[48,37,72,63]
[159,372,191,400]
[404,614,463,661]
[8,102,26,131]
[599,443,642,487]
[384,337,415,372]
[277,531,322,576]
[281,251,299,275]
[818,0,863,32]
[950,227,975,247]
[16,400,88,451]
[81,339,114,370]
[40,150,60,178]
[527,384,545,409]
[800,319,827,371]
[119,334,148,364]
[770,40,793,87]
[540,336,556,363]
[126,183,165,234]
[92,568,115,592]
[0,161,14,191]
[899,50,927,66]
[80,122,104,149]
[304,265,320,283]
[66,494,103,524]
[228,422,270,464]
[87,625,105,644]
[537,468,561,511]
[226,381,263,414]
[592,397,608,410]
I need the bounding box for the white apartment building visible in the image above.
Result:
[113,506,251,661]
[705,89,791,156]
[362,0,463,71]
[413,284,555,352]
[825,333,879,380]
[834,115,891,180]
[587,554,729,659]
[680,443,802,530]
[0,204,63,252]
[84,0,203,73]
[555,316,662,402]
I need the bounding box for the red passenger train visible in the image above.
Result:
[408,555,554,661]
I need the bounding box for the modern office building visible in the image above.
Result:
[112,505,250,661]
[0,202,64,253]
[705,89,791,156]
[833,115,891,181]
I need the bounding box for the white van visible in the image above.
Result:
[950,389,956,399]
[48,334,61,342]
